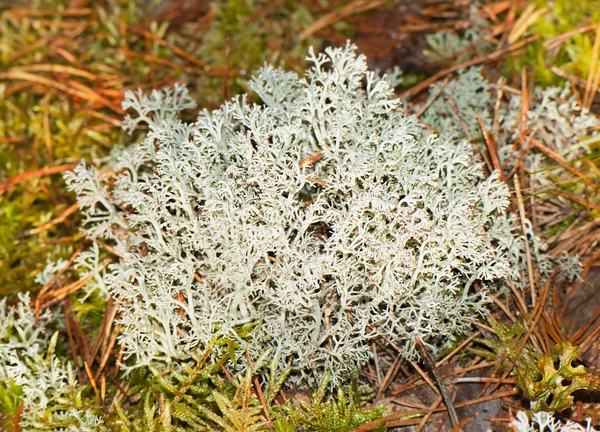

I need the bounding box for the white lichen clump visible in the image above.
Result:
[65,44,522,382]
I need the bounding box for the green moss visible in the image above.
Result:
[471,319,600,413]
[507,0,600,86]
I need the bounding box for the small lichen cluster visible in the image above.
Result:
[0,294,105,431]
[64,43,525,382]
[512,411,600,432]
[419,66,600,256]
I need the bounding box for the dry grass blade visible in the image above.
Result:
[584,27,600,110]
[507,4,547,44]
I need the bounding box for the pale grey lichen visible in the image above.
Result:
[512,411,599,432]
[419,66,600,178]
[419,66,494,139]
[0,293,105,431]
[424,4,493,62]
[65,43,525,383]
[419,65,599,271]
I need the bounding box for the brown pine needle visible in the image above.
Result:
[478,115,503,180]
[393,362,496,395]
[95,323,122,381]
[450,417,471,432]
[543,22,600,50]
[23,203,79,236]
[10,8,92,17]
[414,78,449,118]
[507,5,547,44]
[297,0,389,43]
[552,189,600,212]
[39,273,97,309]
[514,175,537,307]
[298,151,325,168]
[0,163,77,195]
[7,64,97,80]
[531,139,600,192]
[401,34,540,100]
[489,276,553,394]
[35,247,83,318]
[409,359,441,397]
[351,388,518,431]
[39,260,110,309]
[84,361,101,402]
[133,28,238,76]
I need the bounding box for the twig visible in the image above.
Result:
[415,339,459,428]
